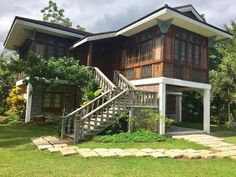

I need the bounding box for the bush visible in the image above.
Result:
[93,129,166,143]
[6,87,26,118]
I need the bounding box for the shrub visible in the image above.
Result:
[93,129,166,143]
[6,87,26,118]
[140,108,175,131]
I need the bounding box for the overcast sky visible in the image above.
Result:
[0,0,236,53]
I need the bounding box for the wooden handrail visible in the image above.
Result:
[91,67,116,91]
[81,89,128,121]
[62,90,112,119]
[113,71,136,90]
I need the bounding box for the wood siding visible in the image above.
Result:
[120,25,209,83]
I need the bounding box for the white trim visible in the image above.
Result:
[203,89,211,133]
[159,82,166,134]
[25,83,32,123]
[176,6,204,22]
[72,7,232,48]
[17,19,84,38]
[130,77,211,90]
[166,9,233,39]
[16,77,29,86]
[167,91,182,96]
[72,32,117,49]
[116,9,167,36]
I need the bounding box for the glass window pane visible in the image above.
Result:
[188,43,193,63]
[194,45,200,65]
[141,65,152,78]
[126,69,134,79]
[35,44,44,57]
[47,45,55,58]
[181,41,186,62]
[58,47,65,58]
[174,39,179,60]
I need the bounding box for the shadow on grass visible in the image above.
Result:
[0,123,58,148]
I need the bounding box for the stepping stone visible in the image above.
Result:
[43,136,62,144]
[183,152,201,159]
[125,149,149,157]
[64,146,78,150]
[156,149,166,153]
[37,144,53,150]
[60,149,78,156]
[230,156,236,160]
[77,148,99,157]
[93,148,108,152]
[164,150,183,159]
[140,148,156,153]
[53,144,68,148]
[116,151,134,157]
[149,152,167,158]
[93,148,117,157]
[214,152,230,159]
[32,137,50,146]
[109,148,125,153]
[48,147,63,152]
[199,152,215,159]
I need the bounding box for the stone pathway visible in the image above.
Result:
[31,134,236,160]
[173,134,236,159]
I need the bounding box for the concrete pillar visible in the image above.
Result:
[25,83,32,123]
[178,95,182,122]
[203,89,210,133]
[128,107,134,133]
[159,82,166,135]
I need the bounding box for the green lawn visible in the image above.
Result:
[175,121,236,132]
[1,123,236,177]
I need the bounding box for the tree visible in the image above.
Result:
[41,0,85,30]
[209,20,236,125]
[0,56,15,114]
[41,0,72,27]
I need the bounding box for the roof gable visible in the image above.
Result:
[174,4,205,22]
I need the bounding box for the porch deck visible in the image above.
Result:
[166,126,206,136]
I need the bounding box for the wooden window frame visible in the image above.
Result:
[141,65,152,78]
[41,91,64,112]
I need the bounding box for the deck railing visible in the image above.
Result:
[113,71,136,90]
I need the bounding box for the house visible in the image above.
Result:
[3,4,232,142]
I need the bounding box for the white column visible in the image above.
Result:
[203,89,210,133]
[25,83,32,123]
[179,95,182,122]
[159,82,166,135]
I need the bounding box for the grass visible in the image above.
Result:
[175,121,236,132]
[1,122,236,177]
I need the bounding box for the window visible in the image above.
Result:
[188,43,193,63]
[140,39,153,61]
[58,47,65,57]
[174,29,201,65]
[181,41,186,62]
[35,43,44,56]
[173,66,183,79]
[194,45,200,65]
[192,70,201,81]
[174,39,179,60]
[141,65,152,78]
[42,91,63,112]
[126,30,154,64]
[47,45,55,58]
[126,68,134,79]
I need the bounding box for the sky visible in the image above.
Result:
[0,0,236,53]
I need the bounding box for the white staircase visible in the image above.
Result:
[61,67,158,143]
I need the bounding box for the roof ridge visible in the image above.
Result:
[15,16,93,36]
